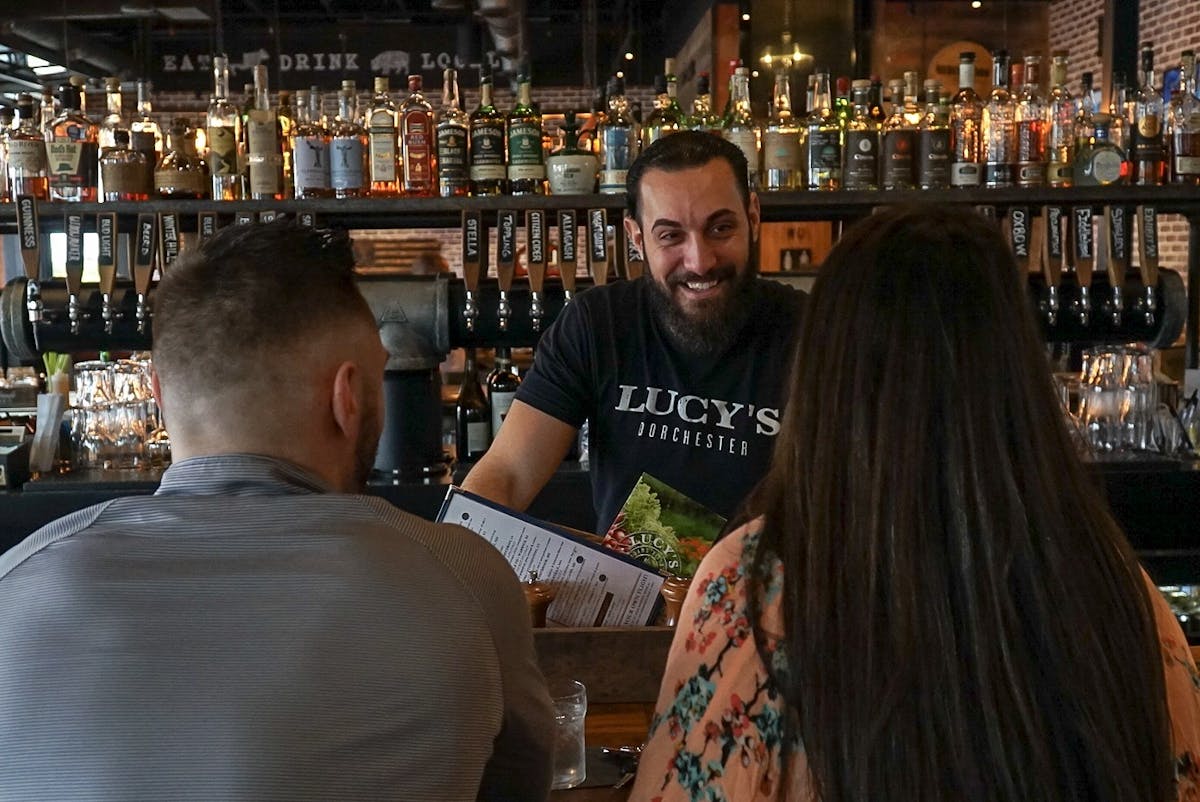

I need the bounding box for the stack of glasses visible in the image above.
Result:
[69,357,170,470]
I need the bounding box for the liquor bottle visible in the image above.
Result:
[329,86,368,198]
[207,55,242,200]
[547,110,598,194]
[723,66,760,190]
[1075,71,1096,153]
[99,130,149,202]
[1015,54,1047,187]
[456,348,491,462]
[155,117,209,199]
[1168,50,1200,185]
[688,73,719,132]
[642,73,669,147]
[982,49,1016,188]
[835,77,852,131]
[45,82,99,202]
[1045,52,1076,186]
[291,89,332,199]
[97,77,125,200]
[39,85,57,136]
[436,67,470,197]
[644,59,685,147]
[1073,113,1127,186]
[487,347,522,438]
[1108,72,1131,157]
[950,52,983,187]
[399,74,435,196]
[581,83,607,155]
[507,74,545,195]
[763,69,801,191]
[805,69,841,190]
[7,94,49,200]
[367,76,399,197]
[130,80,163,198]
[1132,43,1166,185]
[277,90,295,199]
[917,79,951,189]
[868,77,887,127]
[843,79,879,190]
[246,64,283,200]
[0,106,12,202]
[880,78,915,189]
[238,82,254,188]
[599,75,637,194]
[469,69,507,195]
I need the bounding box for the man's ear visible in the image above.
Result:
[330,360,361,441]
[623,214,644,260]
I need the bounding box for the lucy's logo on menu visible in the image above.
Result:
[17,197,37,250]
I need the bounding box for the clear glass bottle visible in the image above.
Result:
[1132,43,1166,185]
[97,77,126,201]
[881,78,915,189]
[1074,71,1097,154]
[130,80,163,197]
[39,85,57,137]
[1168,50,1200,185]
[950,52,983,187]
[206,55,242,200]
[982,49,1016,188]
[246,64,283,200]
[46,81,99,202]
[547,110,598,194]
[7,94,49,200]
[763,70,801,191]
[469,69,507,196]
[507,74,545,195]
[436,67,470,197]
[367,76,399,197]
[722,66,760,190]
[917,79,951,189]
[291,89,332,199]
[400,74,435,196]
[688,73,719,132]
[100,129,149,202]
[277,90,295,199]
[843,79,879,190]
[1074,113,1127,186]
[1045,52,1076,186]
[329,86,367,198]
[599,75,637,194]
[805,69,841,190]
[155,117,209,199]
[456,348,491,462]
[1015,54,1047,187]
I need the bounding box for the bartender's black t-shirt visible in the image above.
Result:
[516,276,805,533]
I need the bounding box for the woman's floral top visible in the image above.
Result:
[629,519,1200,802]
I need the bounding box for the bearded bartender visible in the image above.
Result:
[462,132,806,534]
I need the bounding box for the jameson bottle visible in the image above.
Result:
[1132,43,1166,185]
[291,89,332,199]
[155,118,209,199]
[367,76,399,197]
[207,56,242,200]
[1045,52,1076,186]
[456,349,491,462]
[487,347,522,438]
[329,87,367,198]
[436,68,470,197]
[916,80,951,189]
[843,79,879,190]
[46,81,99,202]
[762,70,801,191]
[982,49,1016,188]
[7,94,49,200]
[805,69,841,190]
[950,52,983,187]
[507,74,545,195]
[881,78,915,189]
[469,69,507,195]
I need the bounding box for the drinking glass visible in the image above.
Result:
[550,679,587,790]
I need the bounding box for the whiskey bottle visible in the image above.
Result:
[155,118,209,199]
[950,52,983,187]
[982,49,1016,188]
[880,78,915,189]
[367,76,399,197]
[722,66,760,190]
[456,348,491,462]
[763,69,801,191]
[130,80,163,198]
[1074,71,1096,153]
[291,89,332,199]
[868,77,887,127]
[99,130,149,202]
[469,69,507,196]
[546,110,598,194]
[400,74,435,196]
[1108,72,1132,158]
[97,77,125,200]
[843,79,879,190]
[1074,113,1127,186]
[277,90,295,199]
[805,69,841,190]
[642,74,669,147]
[1132,43,1166,185]
[329,87,368,198]
[917,79,951,189]
[1015,54,1047,187]
[1045,52,1076,186]
[687,73,719,132]
[39,85,57,137]
[436,67,470,197]
[507,74,545,195]
[487,347,521,438]
[246,64,283,200]
[1168,49,1200,185]
[643,59,685,147]
[45,81,99,202]
[7,94,49,200]
[207,55,242,200]
[599,76,638,193]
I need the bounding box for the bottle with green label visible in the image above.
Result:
[507,74,545,195]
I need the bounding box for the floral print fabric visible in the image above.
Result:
[630,519,1200,802]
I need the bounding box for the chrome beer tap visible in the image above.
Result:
[496,210,517,332]
[526,209,547,332]
[132,214,158,334]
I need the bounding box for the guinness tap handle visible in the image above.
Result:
[461,211,484,332]
[557,210,578,301]
[496,209,517,331]
[526,209,548,331]
[1137,205,1160,325]
[15,195,43,323]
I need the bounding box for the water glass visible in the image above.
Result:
[1077,345,1157,454]
[551,679,587,790]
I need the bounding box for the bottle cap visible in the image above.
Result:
[654,74,667,94]
[696,73,710,94]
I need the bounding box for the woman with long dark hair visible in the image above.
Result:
[630,205,1200,802]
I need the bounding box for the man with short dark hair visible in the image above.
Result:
[0,220,554,802]
[464,132,805,532]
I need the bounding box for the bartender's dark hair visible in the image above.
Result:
[153,219,372,392]
[626,131,750,224]
[745,205,1173,802]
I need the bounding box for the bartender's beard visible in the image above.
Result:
[644,260,758,358]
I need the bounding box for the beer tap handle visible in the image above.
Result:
[1137,205,1160,326]
[1043,206,1064,326]
[1071,206,1095,327]
[132,213,158,333]
[526,209,548,332]
[461,211,485,333]
[587,208,609,286]
[496,209,517,332]
[158,212,181,272]
[1105,206,1131,326]
[14,195,43,324]
[557,210,578,302]
[198,212,219,242]
[64,212,85,334]
[1007,206,1031,274]
[96,213,118,334]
